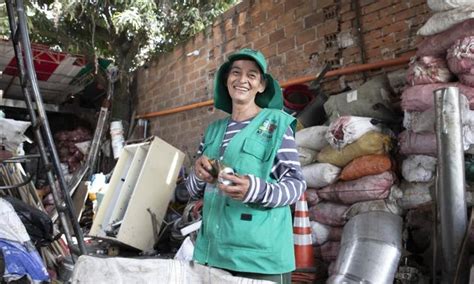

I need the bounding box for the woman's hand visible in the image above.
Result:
[217,173,250,200]
[194,155,216,183]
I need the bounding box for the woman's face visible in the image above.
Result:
[226,59,266,106]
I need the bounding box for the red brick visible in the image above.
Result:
[267,3,285,20]
[315,0,336,9]
[317,19,339,36]
[260,19,277,35]
[296,29,316,46]
[362,1,393,15]
[285,21,303,37]
[277,37,295,53]
[304,13,324,29]
[251,11,267,25]
[270,28,285,43]
[284,0,305,12]
[382,21,407,34]
[254,35,270,50]
[341,11,356,21]
[261,44,277,58]
[340,21,353,31]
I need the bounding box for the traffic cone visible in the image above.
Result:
[293,192,316,277]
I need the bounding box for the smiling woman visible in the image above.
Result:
[185,48,307,284]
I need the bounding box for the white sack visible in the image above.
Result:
[0,118,31,153]
[71,256,273,284]
[0,198,30,243]
[295,126,329,151]
[418,7,474,36]
[302,163,341,188]
[310,221,330,246]
[428,0,474,11]
[326,116,382,149]
[310,221,342,246]
[298,146,317,166]
[402,155,437,183]
[398,181,434,210]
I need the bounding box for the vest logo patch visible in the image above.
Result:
[257,119,277,139]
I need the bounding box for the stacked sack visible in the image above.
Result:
[399,0,474,272]
[296,115,402,275]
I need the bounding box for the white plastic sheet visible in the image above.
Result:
[0,198,30,243]
[428,0,474,11]
[71,256,273,284]
[0,118,31,153]
[418,7,474,36]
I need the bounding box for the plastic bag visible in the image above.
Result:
[302,163,340,188]
[326,116,382,149]
[317,131,392,167]
[323,75,399,123]
[4,197,54,247]
[340,154,392,181]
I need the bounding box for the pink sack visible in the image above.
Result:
[399,131,437,156]
[447,36,474,74]
[417,18,474,57]
[460,73,474,87]
[306,188,321,206]
[401,83,474,111]
[309,202,349,226]
[317,172,395,205]
[406,56,454,85]
[314,241,341,263]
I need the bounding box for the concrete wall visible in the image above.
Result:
[135,0,431,168]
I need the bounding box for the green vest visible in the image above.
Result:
[193,108,296,274]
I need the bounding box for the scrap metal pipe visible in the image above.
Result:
[434,87,468,283]
[135,52,414,119]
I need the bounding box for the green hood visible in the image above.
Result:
[213,48,283,114]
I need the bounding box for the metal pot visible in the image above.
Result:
[327,211,403,284]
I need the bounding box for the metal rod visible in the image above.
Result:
[6,0,86,255]
[135,52,415,119]
[434,87,468,283]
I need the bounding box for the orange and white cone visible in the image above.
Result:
[293,192,316,272]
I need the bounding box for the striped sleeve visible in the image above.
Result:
[185,140,207,199]
[242,126,307,207]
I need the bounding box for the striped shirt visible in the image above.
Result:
[186,118,307,208]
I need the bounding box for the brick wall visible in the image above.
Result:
[135,0,431,168]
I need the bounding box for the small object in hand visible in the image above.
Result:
[208,159,220,178]
[218,167,235,186]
